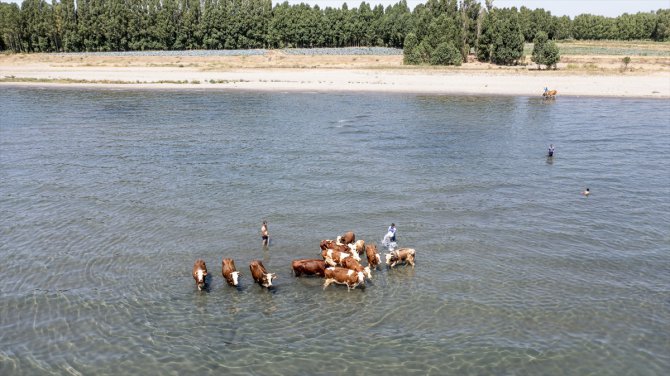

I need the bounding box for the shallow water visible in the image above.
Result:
[1,88,669,375]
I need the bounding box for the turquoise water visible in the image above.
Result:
[1,87,668,375]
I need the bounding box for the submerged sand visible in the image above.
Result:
[1,52,669,98]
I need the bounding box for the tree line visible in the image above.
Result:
[1,0,669,65]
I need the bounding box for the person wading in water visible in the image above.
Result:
[261,220,269,247]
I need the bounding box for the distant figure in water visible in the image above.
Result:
[548,144,555,157]
[382,223,397,250]
[582,188,590,197]
[387,223,397,242]
[261,220,269,247]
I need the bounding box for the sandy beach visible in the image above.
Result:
[1,52,669,98]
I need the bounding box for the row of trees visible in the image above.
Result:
[1,0,669,64]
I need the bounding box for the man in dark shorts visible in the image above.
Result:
[261,220,269,247]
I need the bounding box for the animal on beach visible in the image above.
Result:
[542,88,557,99]
[192,259,209,291]
[385,248,416,268]
[249,260,277,288]
[221,258,241,287]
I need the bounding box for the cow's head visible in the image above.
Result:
[196,269,207,290]
[363,266,372,279]
[231,271,240,286]
[385,252,396,265]
[356,271,365,285]
[262,272,277,288]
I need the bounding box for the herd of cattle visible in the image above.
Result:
[192,231,417,292]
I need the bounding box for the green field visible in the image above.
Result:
[524,40,670,56]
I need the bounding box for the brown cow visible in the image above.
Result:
[249,260,277,288]
[221,258,241,286]
[542,89,557,99]
[339,231,356,245]
[192,259,208,291]
[291,259,327,277]
[323,267,365,291]
[365,244,381,270]
[340,257,372,280]
[321,248,354,267]
[385,248,416,268]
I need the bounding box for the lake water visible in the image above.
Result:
[1,87,669,375]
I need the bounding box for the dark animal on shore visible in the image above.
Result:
[385,248,416,268]
[542,89,557,99]
[291,259,327,277]
[249,260,277,288]
[340,257,372,280]
[192,259,208,291]
[365,244,381,270]
[323,267,365,291]
[221,258,241,286]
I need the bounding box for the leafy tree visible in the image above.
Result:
[402,32,420,64]
[532,31,559,69]
[478,8,524,65]
[552,15,572,40]
[0,2,23,52]
[430,41,461,65]
[654,9,670,41]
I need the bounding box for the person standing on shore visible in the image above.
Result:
[261,220,269,247]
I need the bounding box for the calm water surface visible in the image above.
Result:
[1,87,669,375]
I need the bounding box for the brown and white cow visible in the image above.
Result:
[320,239,349,253]
[353,239,365,256]
[365,244,381,270]
[221,258,241,286]
[192,259,208,291]
[249,260,277,288]
[385,248,416,268]
[291,259,327,277]
[321,248,354,267]
[323,266,365,291]
[340,257,372,280]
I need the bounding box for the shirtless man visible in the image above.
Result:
[261,220,269,247]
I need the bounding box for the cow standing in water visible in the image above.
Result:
[192,259,209,291]
[221,258,241,287]
[320,239,349,253]
[365,244,381,270]
[385,248,416,268]
[291,259,327,277]
[322,247,356,266]
[338,231,356,246]
[249,260,277,288]
[323,267,365,291]
[340,257,372,280]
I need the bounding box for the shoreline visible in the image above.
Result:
[2,53,669,98]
